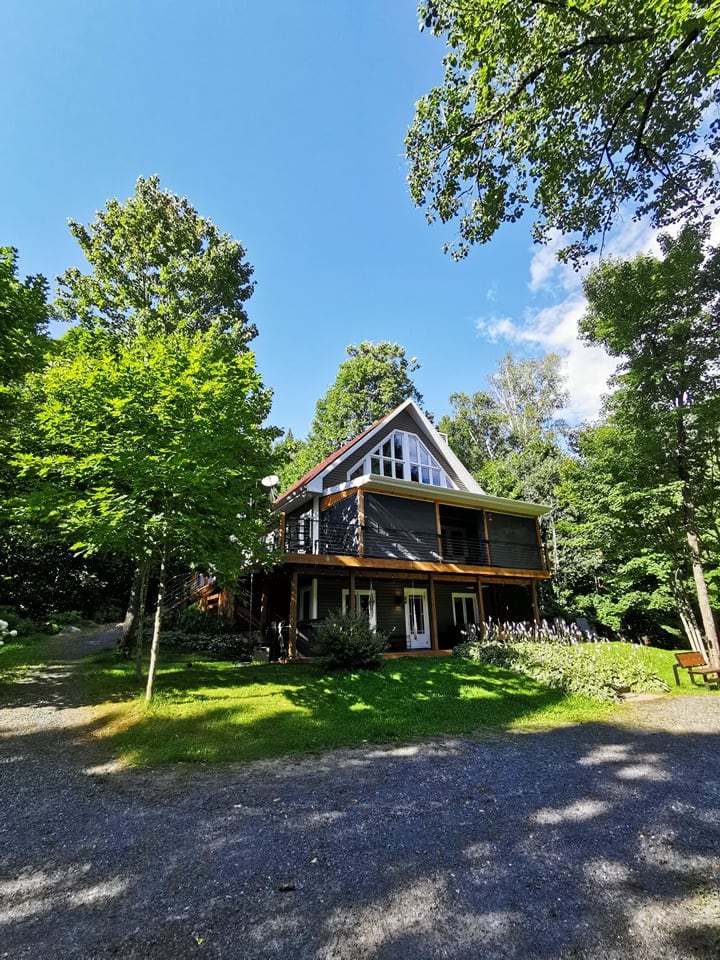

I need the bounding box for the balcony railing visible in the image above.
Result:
[282,517,547,571]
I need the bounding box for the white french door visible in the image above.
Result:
[404,588,431,649]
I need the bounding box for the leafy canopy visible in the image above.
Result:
[0,247,49,408]
[282,341,424,487]
[19,327,279,577]
[407,1,720,263]
[55,175,257,349]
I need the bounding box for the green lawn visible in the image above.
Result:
[4,635,708,767]
[79,644,664,767]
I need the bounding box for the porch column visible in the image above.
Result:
[483,512,492,566]
[358,489,365,558]
[434,502,443,562]
[535,518,546,570]
[429,574,439,651]
[279,513,286,552]
[288,570,298,659]
[476,578,485,626]
[531,580,541,625]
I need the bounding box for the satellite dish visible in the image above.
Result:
[261,475,280,488]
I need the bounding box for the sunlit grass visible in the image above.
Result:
[79,646,675,767]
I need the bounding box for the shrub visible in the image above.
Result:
[0,607,39,637]
[0,619,19,646]
[159,630,257,660]
[314,611,389,671]
[163,604,238,637]
[454,639,669,702]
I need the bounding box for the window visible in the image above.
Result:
[298,580,318,621]
[452,592,479,627]
[341,589,377,630]
[348,430,454,489]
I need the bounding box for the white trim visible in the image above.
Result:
[404,587,431,649]
[451,592,479,627]
[341,588,377,630]
[347,427,455,489]
[311,577,318,619]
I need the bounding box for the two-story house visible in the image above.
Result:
[261,399,551,657]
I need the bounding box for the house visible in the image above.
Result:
[260,400,551,657]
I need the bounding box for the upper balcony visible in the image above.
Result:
[280,512,549,574]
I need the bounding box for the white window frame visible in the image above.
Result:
[451,592,479,627]
[347,429,454,489]
[298,579,318,621]
[341,588,377,630]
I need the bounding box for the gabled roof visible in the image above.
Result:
[275,399,484,509]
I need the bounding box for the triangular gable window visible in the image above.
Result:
[348,430,454,488]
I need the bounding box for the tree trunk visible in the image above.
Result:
[134,565,150,682]
[145,550,167,701]
[119,564,145,657]
[672,572,705,654]
[676,407,720,666]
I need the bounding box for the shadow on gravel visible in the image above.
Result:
[2,699,719,959]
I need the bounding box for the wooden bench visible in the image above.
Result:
[673,651,720,687]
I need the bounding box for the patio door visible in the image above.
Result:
[404,588,431,649]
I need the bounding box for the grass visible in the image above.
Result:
[4,633,708,767]
[79,642,690,767]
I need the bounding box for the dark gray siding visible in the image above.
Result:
[364,493,439,561]
[487,513,542,570]
[314,575,408,650]
[323,409,467,490]
[319,494,358,555]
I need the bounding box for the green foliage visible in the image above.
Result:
[314,610,389,671]
[159,630,257,660]
[283,341,424,488]
[163,604,239,637]
[455,640,670,701]
[0,247,50,409]
[569,226,720,654]
[407,1,720,263]
[55,175,256,350]
[18,326,279,576]
[0,607,38,637]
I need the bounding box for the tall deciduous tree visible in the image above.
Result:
[19,326,278,697]
[284,342,424,486]
[54,176,260,649]
[580,225,720,664]
[0,247,49,411]
[55,175,256,349]
[406,1,720,263]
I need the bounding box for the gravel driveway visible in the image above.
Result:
[1,630,719,959]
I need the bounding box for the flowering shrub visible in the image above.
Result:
[453,622,668,701]
[0,619,19,647]
[462,618,598,645]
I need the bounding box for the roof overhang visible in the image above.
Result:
[278,473,550,518]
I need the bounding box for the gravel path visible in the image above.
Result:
[2,631,719,959]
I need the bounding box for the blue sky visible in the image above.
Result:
[3,0,645,437]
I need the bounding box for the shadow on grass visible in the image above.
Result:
[87,652,599,766]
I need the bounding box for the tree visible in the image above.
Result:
[55,175,256,349]
[0,247,49,410]
[54,176,259,650]
[406,1,720,263]
[580,225,720,664]
[284,342,424,486]
[19,326,278,697]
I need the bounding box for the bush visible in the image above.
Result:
[159,630,257,660]
[163,604,238,637]
[0,607,39,637]
[454,640,669,702]
[314,611,389,671]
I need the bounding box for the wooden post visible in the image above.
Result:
[476,578,485,638]
[483,511,492,566]
[358,488,365,558]
[288,570,298,659]
[531,580,541,625]
[429,574,439,650]
[349,572,356,616]
[279,513,286,553]
[535,517,545,570]
[435,502,443,562]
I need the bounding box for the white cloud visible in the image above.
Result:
[476,298,617,422]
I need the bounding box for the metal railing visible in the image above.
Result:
[283,516,546,571]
